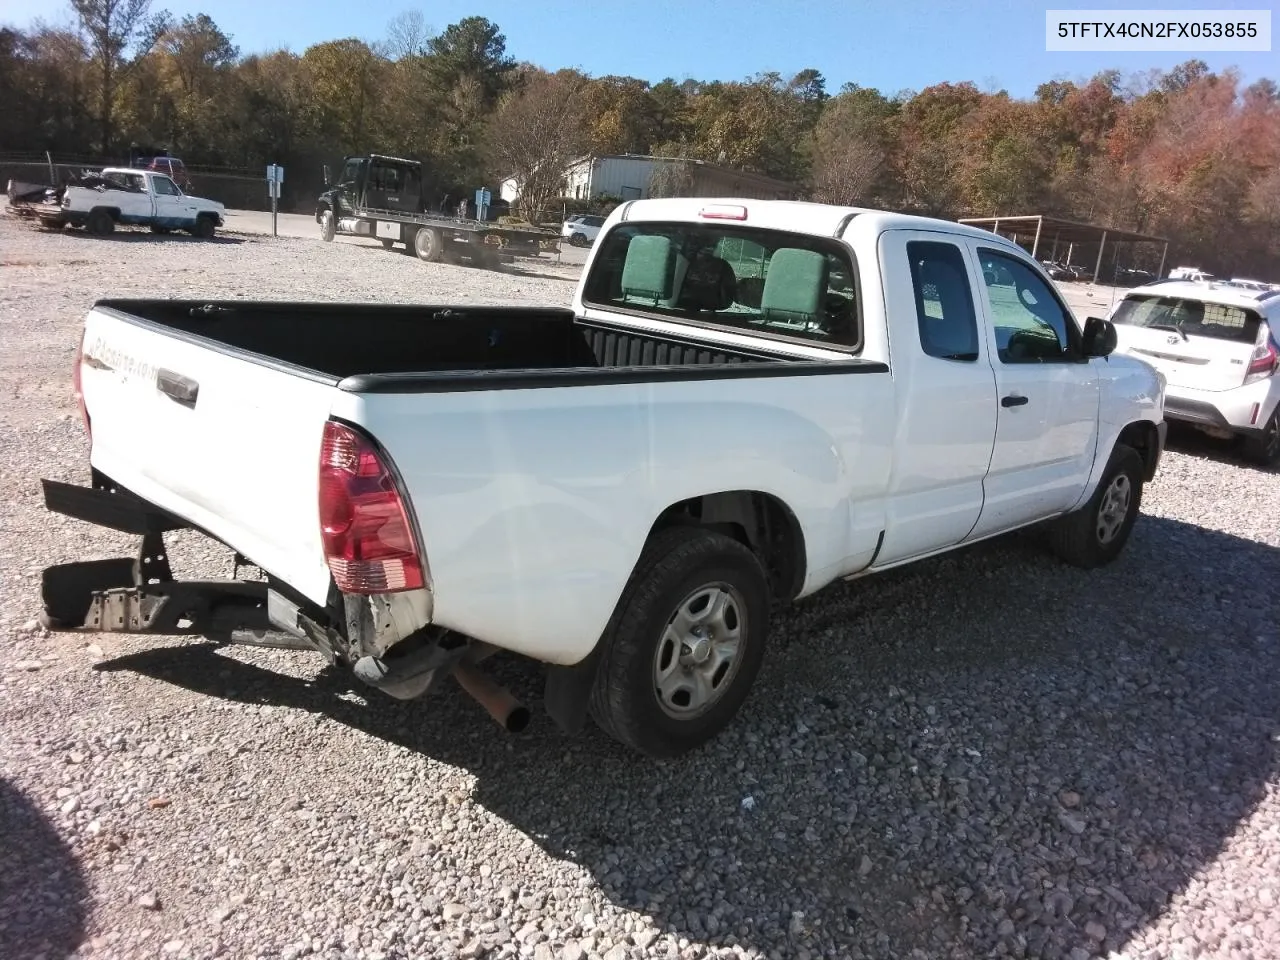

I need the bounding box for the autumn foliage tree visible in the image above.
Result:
[2,3,1278,274]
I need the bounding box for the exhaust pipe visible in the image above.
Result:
[452,661,530,733]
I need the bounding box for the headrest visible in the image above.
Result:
[760,248,827,325]
[678,254,738,312]
[621,235,677,303]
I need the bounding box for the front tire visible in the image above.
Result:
[413,226,443,262]
[1047,443,1145,568]
[589,528,771,758]
[319,209,335,242]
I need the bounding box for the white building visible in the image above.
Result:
[500,153,800,205]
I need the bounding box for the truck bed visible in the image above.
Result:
[94,299,812,387]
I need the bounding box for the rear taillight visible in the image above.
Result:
[73,329,90,438]
[318,420,425,594]
[1244,325,1278,385]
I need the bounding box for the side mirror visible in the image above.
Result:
[323,164,331,187]
[1082,316,1118,358]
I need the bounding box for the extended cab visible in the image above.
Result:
[37,199,1167,757]
[33,167,224,237]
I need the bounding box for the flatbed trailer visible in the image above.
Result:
[315,154,558,268]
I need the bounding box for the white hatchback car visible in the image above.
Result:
[1108,279,1280,465]
[561,214,606,247]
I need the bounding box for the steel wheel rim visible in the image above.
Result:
[653,582,746,720]
[1096,473,1132,544]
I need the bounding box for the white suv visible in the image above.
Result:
[561,214,605,247]
[1108,279,1280,465]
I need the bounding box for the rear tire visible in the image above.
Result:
[588,528,771,758]
[86,210,114,236]
[1047,443,1145,568]
[1242,407,1280,467]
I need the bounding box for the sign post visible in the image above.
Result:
[474,187,491,223]
[266,164,284,237]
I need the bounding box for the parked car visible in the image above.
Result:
[561,214,606,246]
[1109,279,1280,464]
[1039,260,1073,280]
[36,197,1167,758]
[144,156,191,190]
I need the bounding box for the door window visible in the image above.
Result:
[907,240,980,361]
[151,175,181,197]
[978,248,1078,363]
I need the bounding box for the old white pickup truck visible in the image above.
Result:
[31,167,225,237]
[38,198,1167,757]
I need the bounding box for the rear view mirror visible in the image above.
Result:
[1082,316,1118,358]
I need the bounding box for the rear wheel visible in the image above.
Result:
[86,209,114,236]
[413,226,443,262]
[1242,407,1280,467]
[1047,443,1145,568]
[589,528,771,757]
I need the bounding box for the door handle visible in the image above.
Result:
[1001,394,1029,407]
[156,369,199,406]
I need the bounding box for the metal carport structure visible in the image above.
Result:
[957,214,1170,283]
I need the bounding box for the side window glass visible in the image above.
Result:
[152,176,179,196]
[979,249,1074,363]
[907,240,980,361]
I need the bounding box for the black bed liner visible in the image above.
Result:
[93,299,887,392]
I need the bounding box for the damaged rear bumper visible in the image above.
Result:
[37,476,528,729]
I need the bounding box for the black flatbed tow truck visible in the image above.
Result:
[315,153,557,268]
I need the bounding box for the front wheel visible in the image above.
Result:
[319,209,335,242]
[1047,442,1145,568]
[413,226,443,262]
[589,528,771,757]
[192,216,216,239]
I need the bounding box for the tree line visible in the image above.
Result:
[2,2,1278,274]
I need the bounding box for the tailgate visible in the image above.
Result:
[79,306,340,606]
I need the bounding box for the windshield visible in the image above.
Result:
[581,220,860,349]
[1111,294,1261,344]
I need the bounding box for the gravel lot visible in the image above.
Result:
[2,212,1278,960]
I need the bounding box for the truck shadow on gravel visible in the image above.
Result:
[97,514,1280,960]
[0,779,90,959]
[56,229,247,246]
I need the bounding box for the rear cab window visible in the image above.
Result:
[581,221,861,350]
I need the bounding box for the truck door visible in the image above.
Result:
[872,230,999,566]
[334,157,366,215]
[149,173,195,228]
[963,242,1100,539]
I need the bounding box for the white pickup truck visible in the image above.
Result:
[34,167,225,237]
[38,198,1167,757]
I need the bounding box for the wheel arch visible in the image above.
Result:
[542,488,806,736]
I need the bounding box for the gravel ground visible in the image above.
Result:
[1,212,1278,960]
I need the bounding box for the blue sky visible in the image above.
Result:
[7,0,1275,97]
